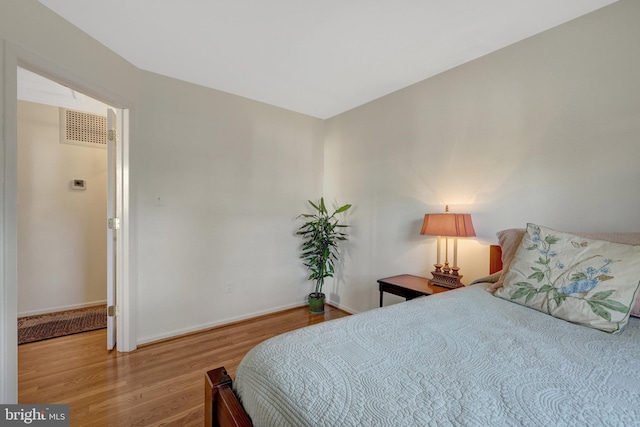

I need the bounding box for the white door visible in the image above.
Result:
[106,108,117,350]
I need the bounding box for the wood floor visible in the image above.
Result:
[18,305,350,427]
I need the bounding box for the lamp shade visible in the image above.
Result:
[420,213,476,237]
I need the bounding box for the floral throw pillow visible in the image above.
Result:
[495,223,640,333]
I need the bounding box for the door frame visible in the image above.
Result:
[1,42,135,403]
[107,108,129,351]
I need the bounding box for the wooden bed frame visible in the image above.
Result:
[205,245,504,427]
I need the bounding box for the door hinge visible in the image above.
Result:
[107,305,118,317]
[108,218,120,229]
[108,129,119,142]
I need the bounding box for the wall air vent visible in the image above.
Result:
[59,108,107,149]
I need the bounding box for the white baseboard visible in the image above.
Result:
[138,299,363,347]
[137,301,307,346]
[326,298,359,315]
[18,300,107,317]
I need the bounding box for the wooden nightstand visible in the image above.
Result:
[377,274,450,307]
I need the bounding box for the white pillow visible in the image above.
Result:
[495,224,640,333]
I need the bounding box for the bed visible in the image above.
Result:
[205,226,640,427]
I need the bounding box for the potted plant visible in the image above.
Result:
[297,198,351,314]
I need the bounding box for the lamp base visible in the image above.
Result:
[429,270,464,289]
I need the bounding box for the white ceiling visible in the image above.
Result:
[38,0,616,119]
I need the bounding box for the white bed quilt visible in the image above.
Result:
[235,284,640,427]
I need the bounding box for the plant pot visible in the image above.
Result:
[308,292,325,314]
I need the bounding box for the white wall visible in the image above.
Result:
[17,101,107,315]
[134,72,325,343]
[324,0,640,313]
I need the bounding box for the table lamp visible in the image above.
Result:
[420,205,475,288]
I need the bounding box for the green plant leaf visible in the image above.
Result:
[538,285,553,293]
[536,257,550,265]
[308,200,320,211]
[545,235,560,244]
[319,197,327,214]
[334,204,352,214]
[590,299,628,313]
[513,282,534,289]
[589,290,615,301]
[587,301,612,321]
[528,271,545,282]
[551,294,566,307]
[512,287,533,300]
[524,289,537,304]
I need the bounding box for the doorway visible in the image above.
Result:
[17,68,115,347]
[1,46,133,404]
